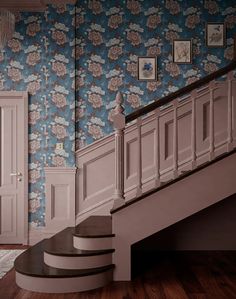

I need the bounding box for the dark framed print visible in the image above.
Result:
[138,57,157,81]
[206,23,226,47]
[173,39,192,64]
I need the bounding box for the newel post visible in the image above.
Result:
[112,92,126,209]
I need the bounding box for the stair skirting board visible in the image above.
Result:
[15,269,113,293]
[44,251,113,270]
[73,236,113,251]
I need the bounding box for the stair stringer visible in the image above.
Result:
[112,152,236,281]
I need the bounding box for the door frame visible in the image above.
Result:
[0,91,28,244]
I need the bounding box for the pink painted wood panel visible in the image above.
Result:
[75,76,236,222]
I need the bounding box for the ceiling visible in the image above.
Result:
[0,0,76,12]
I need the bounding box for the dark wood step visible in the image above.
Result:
[44,227,115,256]
[74,216,115,238]
[14,240,114,278]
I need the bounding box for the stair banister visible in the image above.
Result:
[112,39,236,208]
[112,92,125,209]
[126,60,236,124]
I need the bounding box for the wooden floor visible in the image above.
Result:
[0,251,236,299]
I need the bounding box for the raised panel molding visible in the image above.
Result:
[45,167,76,234]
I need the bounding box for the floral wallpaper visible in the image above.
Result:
[0,5,76,227]
[0,0,236,228]
[76,0,236,148]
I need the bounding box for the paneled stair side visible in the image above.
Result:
[15,216,115,294]
[112,151,236,281]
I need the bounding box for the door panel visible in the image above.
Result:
[0,92,28,244]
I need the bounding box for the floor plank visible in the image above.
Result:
[0,251,236,298]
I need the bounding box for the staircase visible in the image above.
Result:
[15,60,236,293]
[15,216,114,293]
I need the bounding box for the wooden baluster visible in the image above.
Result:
[173,99,178,178]
[136,117,142,196]
[112,92,126,209]
[154,108,161,187]
[191,90,197,169]
[209,81,215,161]
[227,71,233,152]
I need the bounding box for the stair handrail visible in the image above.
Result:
[126,59,236,123]
[112,39,236,209]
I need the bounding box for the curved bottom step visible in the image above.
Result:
[16,269,113,293]
[14,240,114,293]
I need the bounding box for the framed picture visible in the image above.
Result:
[138,57,157,81]
[173,39,192,64]
[206,23,225,47]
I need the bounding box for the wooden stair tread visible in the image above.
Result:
[74,216,115,238]
[44,227,114,256]
[14,240,114,278]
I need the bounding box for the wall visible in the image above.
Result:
[0,4,75,227]
[76,0,236,148]
[132,193,236,250]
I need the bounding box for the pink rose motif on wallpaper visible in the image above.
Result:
[88,62,103,77]
[204,62,218,74]
[7,67,22,82]
[29,111,40,125]
[108,46,122,60]
[52,61,67,77]
[165,30,179,42]
[7,39,22,53]
[165,62,180,78]
[147,46,161,56]
[166,0,180,15]
[127,62,137,77]
[26,52,41,66]
[147,81,161,92]
[146,15,161,29]
[225,15,236,29]
[88,0,103,15]
[204,0,219,15]
[29,198,40,213]
[108,76,123,92]
[108,14,123,29]
[127,93,141,109]
[26,22,40,36]
[88,124,103,140]
[27,81,41,95]
[52,155,66,167]
[55,4,67,14]
[52,30,67,45]
[127,0,141,15]
[88,93,103,108]
[76,107,85,120]
[127,31,141,46]
[224,46,234,61]
[88,31,103,46]
[75,76,85,89]
[185,14,200,29]
[73,45,84,59]
[52,124,67,139]
[29,169,40,184]
[52,93,67,108]
[29,140,41,154]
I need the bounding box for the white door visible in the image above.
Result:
[0,92,28,244]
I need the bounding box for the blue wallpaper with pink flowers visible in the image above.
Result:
[0,0,235,227]
[76,0,236,148]
[0,5,76,227]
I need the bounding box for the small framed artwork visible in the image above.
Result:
[173,39,192,64]
[206,23,226,47]
[138,57,157,81]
